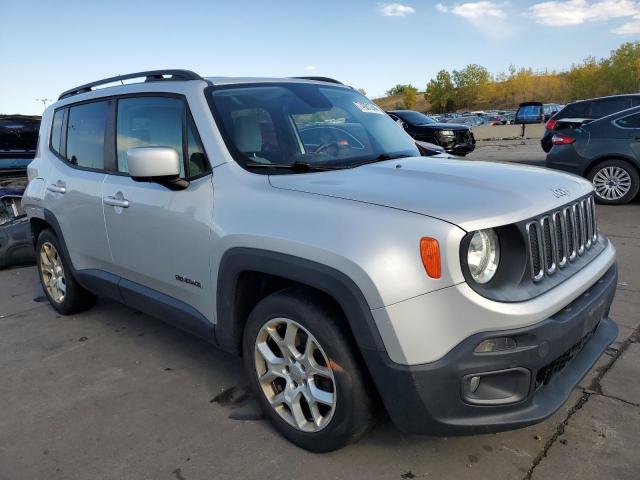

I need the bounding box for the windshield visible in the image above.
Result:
[395,111,436,125]
[208,83,419,172]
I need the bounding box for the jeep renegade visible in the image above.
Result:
[23,70,618,452]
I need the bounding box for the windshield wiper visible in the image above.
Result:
[349,153,414,168]
[245,161,344,172]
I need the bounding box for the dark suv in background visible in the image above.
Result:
[541,94,640,152]
[387,110,475,156]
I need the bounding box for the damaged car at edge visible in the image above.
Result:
[0,114,39,269]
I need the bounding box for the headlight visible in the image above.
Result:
[439,130,455,137]
[467,229,500,284]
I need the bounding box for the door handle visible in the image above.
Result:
[47,184,67,194]
[103,196,130,208]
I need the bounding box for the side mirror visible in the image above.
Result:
[126,147,188,190]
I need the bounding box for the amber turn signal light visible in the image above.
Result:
[420,237,441,279]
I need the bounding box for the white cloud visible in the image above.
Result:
[435,3,449,13]
[613,14,640,33]
[303,66,317,71]
[529,0,640,26]
[439,2,512,38]
[378,3,416,17]
[451,1,506,19]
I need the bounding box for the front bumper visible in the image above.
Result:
[364,263,617,435]
[448,143,476,155]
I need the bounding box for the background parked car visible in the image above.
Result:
[444,115,486,128]
[481,114,508,125]
[387,110,475,156]
[541,94,640,152]
[545,106,640,204]
[0,114,39,269]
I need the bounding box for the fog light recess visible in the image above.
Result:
[475,337,517,353]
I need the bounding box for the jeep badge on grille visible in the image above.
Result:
[550,187,570,198]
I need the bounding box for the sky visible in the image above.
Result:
[1,0,638,115]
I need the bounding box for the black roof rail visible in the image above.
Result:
[290,76,344,85]
[58,69,204,100]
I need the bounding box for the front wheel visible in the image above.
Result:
[243,287,375,452]
[588,159,639,205]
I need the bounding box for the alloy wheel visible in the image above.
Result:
[254,318,336,432]
[39,242,66,303]
[592,166,632,201]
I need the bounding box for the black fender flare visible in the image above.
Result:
[215,247,387,356]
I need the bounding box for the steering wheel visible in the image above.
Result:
[314,142,341,155]
[317,139,354,156]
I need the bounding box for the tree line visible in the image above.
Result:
[378,42,639,113]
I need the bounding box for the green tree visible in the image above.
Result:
[356,87,368,96]
[452,64,490,109]
[386,84,411,96]
[425,70,455,113]
[403,85,418,109]
[603,42,640,93]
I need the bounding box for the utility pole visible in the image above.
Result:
[36,98,52,109]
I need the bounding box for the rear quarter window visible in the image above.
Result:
[616,113,640,129]
[50,109,64,154]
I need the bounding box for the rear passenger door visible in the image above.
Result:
[46,100,112,271]
[616,112,640,159]
[101,95,214,319]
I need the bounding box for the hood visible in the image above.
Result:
[269,157,592,232]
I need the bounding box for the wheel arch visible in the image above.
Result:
[215,248,387,357]
[585,154,640,178]
[30,209,78,276]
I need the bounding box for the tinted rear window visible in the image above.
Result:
[559,102,589,118]
[590,97,630,118]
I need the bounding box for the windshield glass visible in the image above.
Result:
[208,83,419,172]
[396,111,435,125]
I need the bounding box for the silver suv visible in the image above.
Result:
[24,70,618,452]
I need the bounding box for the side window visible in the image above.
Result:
[631,96,640,107]
[116,97,185,176]
[617,113,640,129]
[50,109,64,154]
[66,101,108,169]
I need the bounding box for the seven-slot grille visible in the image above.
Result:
[526,195,598,282]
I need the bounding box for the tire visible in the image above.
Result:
[242,287,375,452]
[588,159,640,205]
[36,229,96,315]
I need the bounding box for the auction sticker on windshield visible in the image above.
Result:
[353,101,384,114]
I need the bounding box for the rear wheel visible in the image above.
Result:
[36,229,96,315]
[588,159,639,205]
[243,287,375,452]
